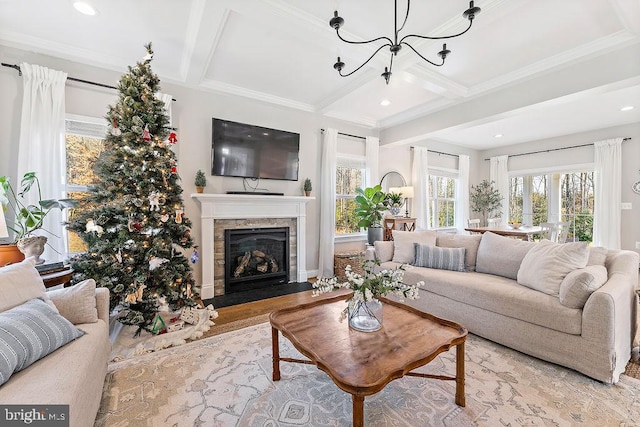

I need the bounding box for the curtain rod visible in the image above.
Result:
[2,62,177,102]
[411,146,459,158]
[320,128,367,140]
[483,137,632,161]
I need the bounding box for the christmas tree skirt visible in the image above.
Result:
[109,307,215,362]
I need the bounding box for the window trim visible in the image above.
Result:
[427,172,458,230]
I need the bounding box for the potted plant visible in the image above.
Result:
[194,170,207,193]
[303,178,312,196]
[470,179,503,226]
[384,191,403,216]
[0,172,76,264]
[354,184,387,244]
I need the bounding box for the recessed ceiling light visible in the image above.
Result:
[380,99,391,107]
[620,105,634,111]
[73,1,96,16]
[494,134,503,138]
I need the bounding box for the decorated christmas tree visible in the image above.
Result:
[68,43,199,334]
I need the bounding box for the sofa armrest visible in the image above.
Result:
[95,287,110,323]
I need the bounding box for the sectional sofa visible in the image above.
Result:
[374,230,639,384]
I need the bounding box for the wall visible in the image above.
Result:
[0,46,377,281]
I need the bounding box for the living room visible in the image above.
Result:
[1,1,640,426]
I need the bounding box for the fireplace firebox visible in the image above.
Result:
[224,227,290,294]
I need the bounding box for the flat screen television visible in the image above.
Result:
[211,118,300,181]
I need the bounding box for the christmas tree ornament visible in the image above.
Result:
[160,213,169,223]
[168,131,178,144]
[170,159,177,174]
[148,190,161,211]
[132,116,144,126]
[181,229,191,244]
[115,249,123,263]
[111,124,122,137]
[149,256,169,271]
[175,208,184,223]
[143,124,151,141]
[85,219,104,236]
[128,216,143,232]
[190,247,199,264]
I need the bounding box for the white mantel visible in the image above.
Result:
[191,193,314,299]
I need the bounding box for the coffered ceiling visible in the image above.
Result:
[0,0,639,149]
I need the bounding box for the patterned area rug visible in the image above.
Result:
[96,322,640,426]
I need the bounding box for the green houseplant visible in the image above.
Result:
[470,179,503,226]
[0,172,76,263]
[194,170,207,193]
[303,178,312,196]
[354,184,387,244]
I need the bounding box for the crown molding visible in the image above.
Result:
[322,110,378,128]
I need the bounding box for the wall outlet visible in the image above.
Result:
[636,241,640,249]
[621,202,632,210]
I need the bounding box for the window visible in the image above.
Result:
[335,158,365,235]
[64,116,107,254]
[427,174,457,229]
[509,170,594,242]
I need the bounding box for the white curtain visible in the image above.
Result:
[156,92,173,127]
[593,138,623,249]
[318,129,338,278]
[456,154,470,234]
[411,147,430,230]
[489,155,509,225]
[17,63,67,261]
[365,136,379,187]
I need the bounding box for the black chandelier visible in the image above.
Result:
[330,0,481,84]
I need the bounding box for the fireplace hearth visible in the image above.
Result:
[224,227,290,294]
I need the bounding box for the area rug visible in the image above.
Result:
[96,322,640,426]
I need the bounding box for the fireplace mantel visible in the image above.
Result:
[192,193,314,299]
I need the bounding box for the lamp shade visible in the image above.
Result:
[0,212,8,239]
[397,186,414,199]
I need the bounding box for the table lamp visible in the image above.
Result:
[397,186,414,218]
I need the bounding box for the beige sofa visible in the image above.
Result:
[375,230,639,384]
[0,259,111,427]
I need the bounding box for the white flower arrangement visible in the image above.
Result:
[313,259,422,321]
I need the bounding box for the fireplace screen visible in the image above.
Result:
[224,227,290,293]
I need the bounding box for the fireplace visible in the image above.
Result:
[225,227,290,294]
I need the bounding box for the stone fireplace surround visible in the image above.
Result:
[192,194,314,300]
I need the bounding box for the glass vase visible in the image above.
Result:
[348,298,383,332]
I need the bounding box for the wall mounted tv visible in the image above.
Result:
[211,118,300,181]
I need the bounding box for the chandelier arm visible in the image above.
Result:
[401,42,445,67]
[336,30,393,46]
[398,20,473,44]
[338,44,392,77]
[396,0,411,34]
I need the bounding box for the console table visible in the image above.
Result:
[40,268,74,288]
[383,217,416,240]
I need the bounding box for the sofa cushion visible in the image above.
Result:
[374,241,394,263]
[587,246,608,266]
[559,265,608,309]
[0,298,85,386]
[475,232,535,280]
[0,257,56,313]
[414,244,466,272]
[395,265,582,335]
[436,233,482,271]
[391,230,437,264]
[49,279,99,325]
[517,240,589,296]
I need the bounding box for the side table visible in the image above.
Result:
[383,217,416,241]
[40,268,74,289]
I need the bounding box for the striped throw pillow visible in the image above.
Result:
[0,298,85,386]
[414,244,466,272]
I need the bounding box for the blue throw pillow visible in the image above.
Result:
[414,243,466,272]
[0,298,85,386]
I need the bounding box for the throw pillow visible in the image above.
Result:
[475,232,535,280]
[436,233,482,271]
[0,298,85,386]
[0,257,56,313]
[587,246,608,266]
[414,244,466,272]
[391,230,437,264]
[374,241,394,263]
[559,265,608,309]
[517,239,589,296]
[48,279,98,325]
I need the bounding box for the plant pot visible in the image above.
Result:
[389,206,401,216]
[305,191,311,197]
[17,236,47,265]
[196,186,204,193]
[0,244,25,267]
[367,227,383,245]
[348,298,383,332]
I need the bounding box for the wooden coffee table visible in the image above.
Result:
[270,293,467,426]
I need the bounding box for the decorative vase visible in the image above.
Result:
[389,206,401,216]
[196,186,204,193]
[17,236,47,265]
[348,298,383,332]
